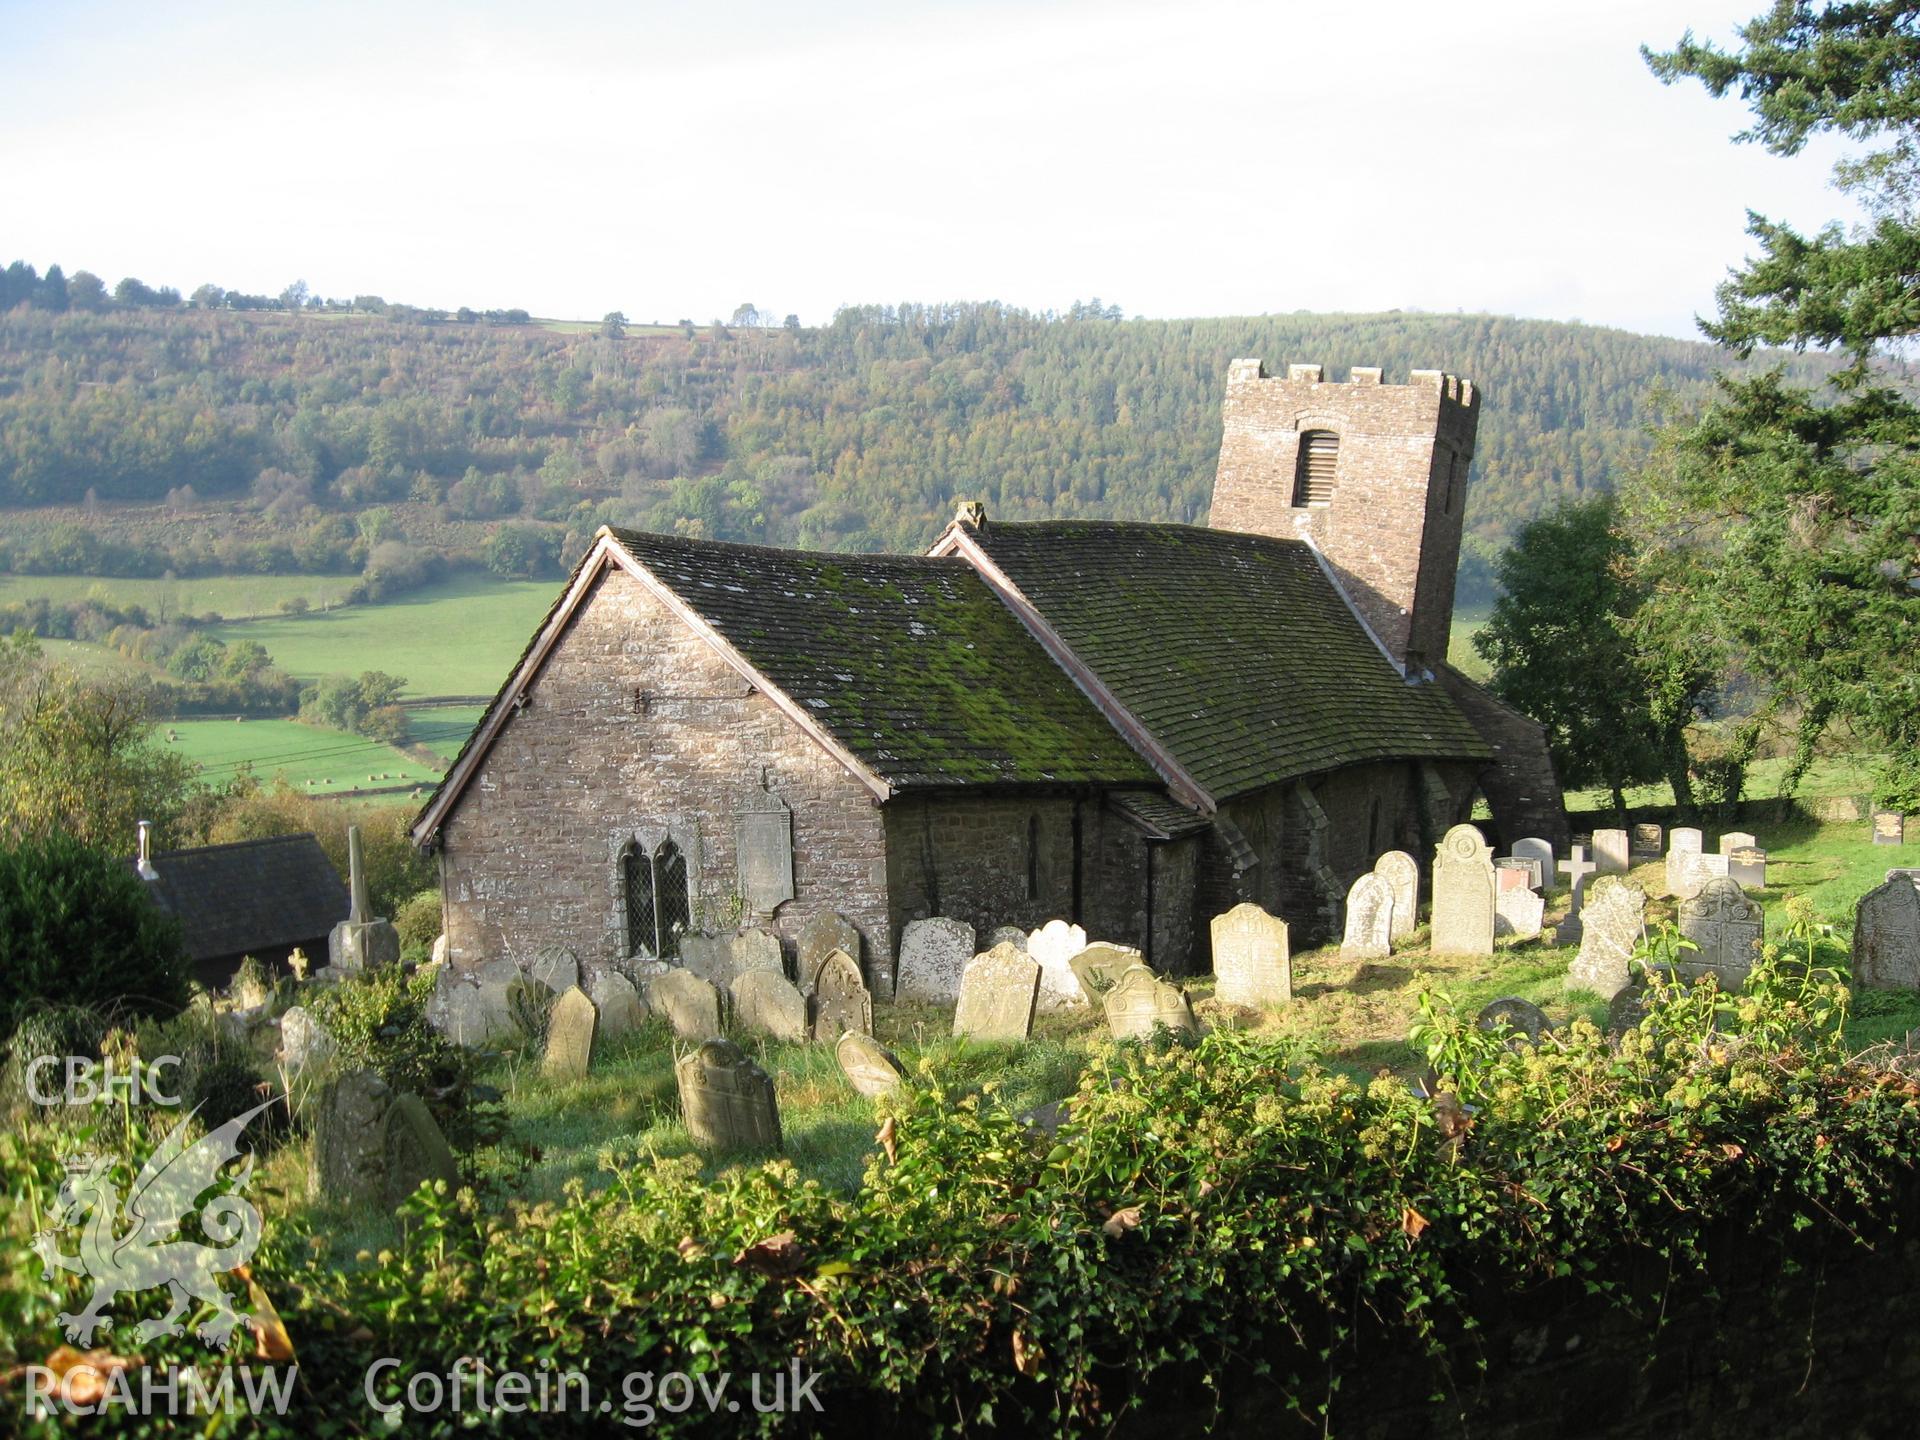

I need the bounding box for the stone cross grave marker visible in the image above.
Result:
[1510,837,1554,886]
[1069,943,1141,1003]
[380,1093,460,1209]
[1666,828,1704,895]
[1727,846,1767,890]
[1567,877,1646,999]
[310,1067,391,1206]
[647,969,723,1041]
[1103,965,1198,1041]
[1027,920,1090,1007]
[1854,877,1920,989]
[1558,846,1598,932]
[1631,823,1663,858]
[895,917,975,1004]
[589,971,647,1039]
[542,986,597,1079]
[328,824,401,972]
[676,1039,781,1152]
[1676,877,1764,985]
[1476,996,1551,1048]
[1209,902,1291,1006]
[1592,829,1630,876]
[1494,884,1545,939]
[798,913,861,994]
[1432,825,1496,956]
[1717,831,1757,857]
[809,948,872,1040]
[1373,850,1419,943]
[1340,872,1395,960]
[731,970,808,1043]
[1873,811,1905,847]
[836,1032,907,1098]
[953,943,1041,1042]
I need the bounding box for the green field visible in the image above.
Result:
[404,704,490,761]
[35,636,166,680]
[163,717,441,795]
[1447,608,1490,681]
[0,572,362,618]
[210,573,553,696]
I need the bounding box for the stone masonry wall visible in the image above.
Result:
[438,566,893,983]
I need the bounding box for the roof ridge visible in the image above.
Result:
[149,832,325,861]
[608,526,974,568]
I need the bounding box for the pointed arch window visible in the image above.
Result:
[624,837,692,959]
[1293,430,1339,506]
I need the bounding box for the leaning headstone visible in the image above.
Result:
[895,917,976,1003]
[527,947,579,995]
[953,943,1040,1042]
[1717,831,1757,857]
[1592,829,1631,877]
[1027,920,1090,1008]
[1209,903,1292,1006]
[989,925,1030,953]
[731,927,785,978]
[836,1032,907,1098]
[730,969,808,1043]
[1340,872,1395,960]
[1477,996,1551,1046]
[327,825,402,972]
[1665,828,1705,895]
[1727,846,1768,890]
[1676,877,1764,985]
[542,986,597,1078]
[1432,825,1497,956]
[647,969,723,1041]
[1873,811,1904,847]
[676,1040,781,1152]
[797,913,862,992]
[1373,851,1419,943]
[1494,885,1545,940]
[379,1094,460,1209]
[1854,877,1920,989]
[278,1005,337,1076]
[678,932,735,990]
[1068,943,1141,1003]
[589,970,647,1039]
[310,1067,391,1206]
[1630,823,1663,858]
[474,957,521,1038]
[1567,878,1646,999]
[1103,965,1198,1041]
[1495,861,1534,892]
[809,949,872,1040]
[1510,838,1555,886]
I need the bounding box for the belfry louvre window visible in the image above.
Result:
[1292,430,1339,506]
[624,838,692,959]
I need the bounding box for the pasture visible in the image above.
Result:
[0,571,360,618]
[162,717,440,795]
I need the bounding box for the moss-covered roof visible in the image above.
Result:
[966,521,1491,800]
[606,528,1159,790]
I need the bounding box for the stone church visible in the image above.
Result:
[413,360,1564,988]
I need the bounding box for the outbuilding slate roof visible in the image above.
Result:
[134,834,348,964]
[962,521,1492,801]
[605,528,1160,790]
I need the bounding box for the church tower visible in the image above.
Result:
[1208,360,1480,678]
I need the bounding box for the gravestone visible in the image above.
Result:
[1209,903,1292,1006]
[1567,877,1646,999]
[590,970,648,1038]
[1592,829,1630,876]
[1027,920,1090,1007]
[1476,996,1551,1047]
[734,781,795,918]
[1557,846,1598,936]
[953,943,1040,1042]
[1676,877,1764,984]
[989,925,1030,953]
[647,969,723,1041]
[430,934,449,967]
[472,957,521,1039]
[1103,965,1198,1041]
[678,932,734,990]
[1373,851,1419,943]
[836,1032,907,1098]
[1607,983,1653,1038]
[809,948,872,1040]
[310,1067,391,1206]
[528,947,579,995]
[1674,852,1729,901]
[797,913,862,993]
[327,826,402,972]
[676,1040,781,1151]
[1889,867,1920,891]
[1510,837,1555,885]
[542,986,597,1078]
[1665,828,1705,895]
[379,1094,460,1209]
[1494,884,1545,939]
[1499,855,1544,890]
[1718,831,1757,857]
[1727,846,1768,890]
[1631,823,1663,858]
[1874,811,1904,846]
[1853,877,1920,989]
[895,917,976,1003]
[1431,825,1496,956]
[731,927,786,979]
[1340,872,1395,959]
[1069,943,1141,1002]
[278,1005,336,1076]
[730,969,808,1042]
[425,968,490,1047]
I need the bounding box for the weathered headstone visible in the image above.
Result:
[1606,983,1652,1038]
[379,1093,460,1209]
[731,927,786,979]
[1665,828,1704,896]
[528,947,579,995]
[989,925,1030,953]
[1592,829,1631,876]
[1068,943,1141,1002]
[676,1039,781,1151]
[1727,846,1768,890]
[1340,872,1395,959]
[895,917,976,1003]
[425,968,488,1047]
[647,969,723,1041]
[1027,920,1090,1007]
[542,986,597,1078]
[1477,996,1551,1046]
[1873,811,1905,847]
[1103,965,1198,1041]
[1674,852,1730,901]
[734,780,795,918]
[1889,867,1920,891]
[473,957,520,1038]
[809,948,872,1040]
[310,1067,391,1205]
[953,943,1041,1042]
[731,969,808,1042]
[1494,884,1545,939]
[1567,877,1646,999]
[1510,837,1555,885]
[589,970,647,1038]
[1630,823,1663,858]
[1717,831,1757,857]
[797,913,862,992]
[278,1005,336,1075]
[1373,851,1419,943]
[1495,861,1534,892]
[1676,877,1764,985]
[1209,903,1292,1006]
[835,1032,906,1098]
[1432,825,1496,956]
[327,825,401,972]
[678,932,734,990]
[1854,877,1920,989]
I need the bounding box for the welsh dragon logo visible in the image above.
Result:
[31,1099,273,1348]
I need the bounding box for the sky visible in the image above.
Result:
[0,0,1867,341]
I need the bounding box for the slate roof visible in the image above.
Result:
[605,528,1159,790]
[965,521,1491,801]
[135,834,348,964]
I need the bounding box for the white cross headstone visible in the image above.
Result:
[1558,845,1597,935]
